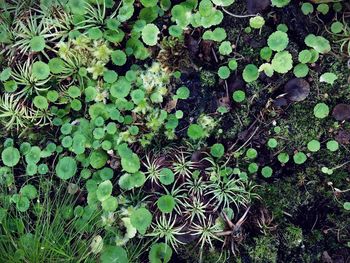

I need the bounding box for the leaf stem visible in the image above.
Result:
[222,7,258,18]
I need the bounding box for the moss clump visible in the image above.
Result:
[220,110,252,141]
[157,36,192,72]
[258,177,303,221]
[248,235,278,263]
[277,103,327,150]
[200,70,217,88]
[319,57,350,100]
[283,225,303,250]
[176,243,227,263]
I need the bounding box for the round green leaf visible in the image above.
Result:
[331,22,343,34]
[232,90,246,103]
[343,202,350,211]
[157,195,175,213]
[176,86,190,99]
[243,64,259,82]
[20,185,37,200]
[301,2,314,15]
[16,196,30,212]
[246,148,257,159]
[141,24,160,46]
[90,150,108,169]
[212,0,235,6]
[320,72,337,85]
[267,31,289,52]
[313,103,329,119]
[55,157,77,180]
[149,243,172,263]
[30,36,45,52]
[261,166,273,178]
[49,58,65,74]
[32,61,50,80]
[33,96,48,110]
[187,124,204,140]
[307,140,320,152]
[267,138,278,148]
[4,80,17,92]
[111,50,127,66]
[96,180,113,202]
[277,152,289,163]
[326,140,339,152]
[130,207,152,234]
[159,168,174,185]
[101,246,128,263]
[121,153,140,173]
[293,152,307,164]
[110,78,131,99]
[218,66,230,79]
[1,147,20,167]
[210,143,225,158]
[271,51,293,74]
[141,0,158,7]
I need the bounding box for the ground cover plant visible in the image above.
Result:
[0,0,349,262]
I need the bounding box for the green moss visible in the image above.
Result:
[283,225,303,250]
[221,110,251,141]
[248,235,278,263]
[200,70,217,88]
[277,103,327,150]
[258,178,303,221]
[318,57,350,100]
[177,243,227,263]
